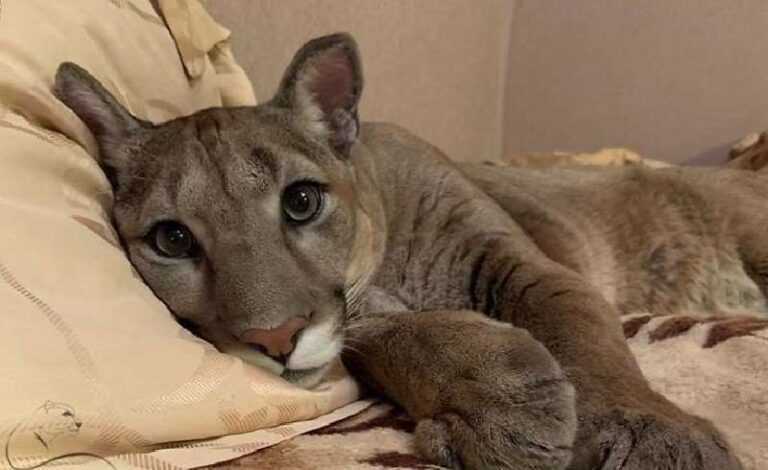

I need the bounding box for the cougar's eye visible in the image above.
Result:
[282,182,324,224]
[148,221,199,258]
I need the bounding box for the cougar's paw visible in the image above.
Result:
[343,311,577,469]
[571,408,742,470]
[414,394,575,470]
[416,412,575,470]
[414,372,577,470]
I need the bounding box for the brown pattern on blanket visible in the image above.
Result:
[622,314,653,338]
[704,317,768,348]
[210,404,434,469]
[626,314,768,347]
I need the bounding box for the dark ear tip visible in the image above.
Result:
[56,61,83,75]
[310,32,358,49]
[54,62,86,83]
[52,61,144,142]
[303,32,360,62]
[53,62,92,98]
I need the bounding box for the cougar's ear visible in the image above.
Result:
[54,62,148,182]
[272,33,363,156]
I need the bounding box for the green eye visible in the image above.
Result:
[149,221,199,258]
[282,182,324,224]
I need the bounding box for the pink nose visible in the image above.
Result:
[240,317,309,361]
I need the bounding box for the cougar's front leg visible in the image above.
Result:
[342,309,577,470]
[481,256,742,470]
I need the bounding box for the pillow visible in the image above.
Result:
[0,1,360,467]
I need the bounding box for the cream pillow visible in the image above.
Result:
[0,1,360,467]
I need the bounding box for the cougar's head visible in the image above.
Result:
[54,33,385,388]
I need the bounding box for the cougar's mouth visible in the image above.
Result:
[187,316,343,389]
[213,329,289,375]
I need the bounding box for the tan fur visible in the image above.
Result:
[53,34,752,469]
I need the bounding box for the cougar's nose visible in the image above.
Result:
[240,317,309,364]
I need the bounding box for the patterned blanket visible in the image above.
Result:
[207,148,768,470]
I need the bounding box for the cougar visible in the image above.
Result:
[53,33,756,469]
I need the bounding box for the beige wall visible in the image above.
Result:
[206,0,514,163]
[208,1,768,166]
[504,0,768,165]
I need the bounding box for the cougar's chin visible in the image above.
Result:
[286,316,343,371]
[282,363,334,389]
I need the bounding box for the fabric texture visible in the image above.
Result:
[0,1,360,469]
